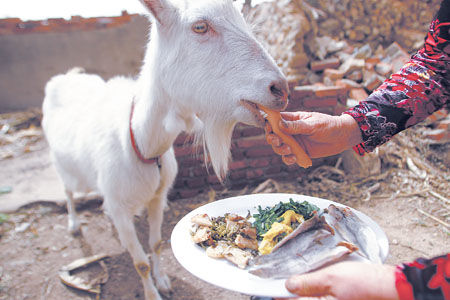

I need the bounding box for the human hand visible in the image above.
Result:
[265,112,363,165]
[275,261,399,300]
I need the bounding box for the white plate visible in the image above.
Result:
[171,193,389,298]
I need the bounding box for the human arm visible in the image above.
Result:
[347,0,450,155]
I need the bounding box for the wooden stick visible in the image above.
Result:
[429,190,450,205]
[417,208,450,228]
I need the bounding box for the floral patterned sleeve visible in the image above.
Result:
[395,253,449,300]
[344,0,450,155]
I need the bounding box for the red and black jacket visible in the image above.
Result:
[345,0,450,154]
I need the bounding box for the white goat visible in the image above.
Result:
[42,0,288,299]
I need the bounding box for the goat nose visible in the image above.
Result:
[269,79,289,101]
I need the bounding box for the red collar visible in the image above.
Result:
[129,99,161,166]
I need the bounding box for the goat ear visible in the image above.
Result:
[139,0,171,24]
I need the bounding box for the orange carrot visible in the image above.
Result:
[259,105,312,168]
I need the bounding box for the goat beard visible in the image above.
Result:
[194,116,236,182]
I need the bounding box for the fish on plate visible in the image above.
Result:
[325,204,382,264]
[248,205,381,279]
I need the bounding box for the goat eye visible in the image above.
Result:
[192,21,209,34]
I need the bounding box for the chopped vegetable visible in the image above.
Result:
[252,198,320,240]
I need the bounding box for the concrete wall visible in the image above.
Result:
[0,15,149,112]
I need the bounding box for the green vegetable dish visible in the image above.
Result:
[252,198,320,240]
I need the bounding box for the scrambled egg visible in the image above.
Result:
[258,210,304,255]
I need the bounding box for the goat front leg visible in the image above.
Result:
[109,204,162,300]
[147,194,171,292]
[65,189,81,235]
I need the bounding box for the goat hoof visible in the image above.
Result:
[68,219,81,235]
[155,274,171,292]
[144,289,163,300]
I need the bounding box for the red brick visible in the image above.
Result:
[229,170,246,180]
[426,114,438,123]
[246,145,274,158]
[246,168,264,179]
[314,86,347,98]
[424,128,447,141]
[174,145,197,157]
[237,126,264,137]
[346,70,363,82]
[173,179,186,189]
[391,55,410,73]
[286,98,304,111]
[249,158,271,168]
[177,168,191,177]
[288,75,304,90]
[291,52,309,68]
[310,58,340,72]
[231,147,246,160]
[313,82,326,88]
[178,189,202,199]
[210,184,226,192]
[229,160,247,170]
[271,156,283,164]
[349,88,369,102]
[193,167,209,177]
[236,136,267,149]
[303,97,338,108]
[375,62,392,76]
[323,68,345,81]
[185,177,206,188]
[291,85,315,100]
[426,109,448,123]
[265,165,283,175]
[207,175,221,185]
[174,133,193,146]
[365,57,381,65]
[437,118,450,130]
[335,79,362,90]
[364,74,385,91]
[364,62,375,72]
[179,156,204,168]
[313,106,335,115]
[339,58,365,75]
[334,103,349,115]
[230,181,248,190]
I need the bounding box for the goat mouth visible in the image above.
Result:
[240,100,266,127]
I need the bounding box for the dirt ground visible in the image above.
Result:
[0,122,448,300]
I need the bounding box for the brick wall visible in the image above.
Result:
[0,12,134,35]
